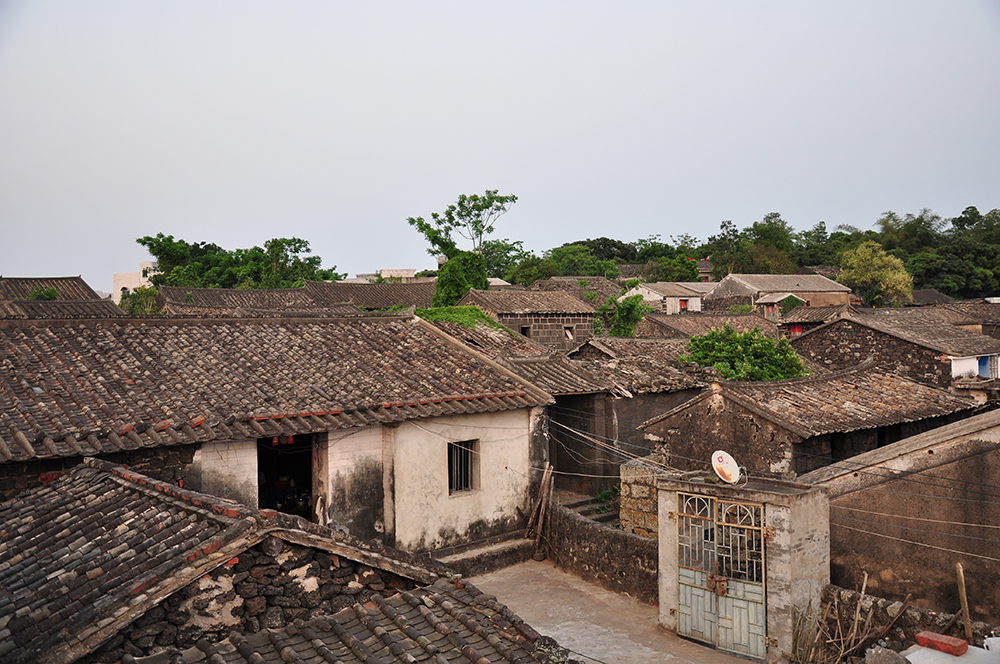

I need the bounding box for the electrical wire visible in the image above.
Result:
[832,514,1000,545]
[831,523,1000,563]
[832,505,1000,530]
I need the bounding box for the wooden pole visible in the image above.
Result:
[524,463,551,537]
[956,563,973,643]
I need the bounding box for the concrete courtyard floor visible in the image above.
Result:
[470,560,747,664]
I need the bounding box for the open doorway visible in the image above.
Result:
[258,433,313,519]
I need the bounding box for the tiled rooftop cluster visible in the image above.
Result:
[160,302,365,318]
[839,311,1000,357]
[431,319,608,396]
[0,314,550,463]
[157,286,322,310]
[155,282,437,313]
[304,280,436,310]
[0,276,102,301]
[645,311,780,338]
[0,299,126,319]
[460,289,598,315]
[126,576,547,663]
[530,276,623,304]
[714,366,976,437]
[569,338,704,394]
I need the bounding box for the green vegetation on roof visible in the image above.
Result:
[416,306,514,335]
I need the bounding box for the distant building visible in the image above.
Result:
[112,261,156,304]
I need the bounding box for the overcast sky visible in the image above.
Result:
[1,1,999,291]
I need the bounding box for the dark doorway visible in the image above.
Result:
[258,433,313,519]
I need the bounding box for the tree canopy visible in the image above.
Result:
[680,325,808,381]
[136,234,344,289]
[407,190,518,258]
[838,241,913,307]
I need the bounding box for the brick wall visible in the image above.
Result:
[79,536,418,663]
[791,319,951,386]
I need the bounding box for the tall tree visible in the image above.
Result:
[407,190,517,258]
[481,238,531,279]
[680,325,808,381]
[838,241,913,307]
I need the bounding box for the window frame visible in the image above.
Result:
[448,439,479,494]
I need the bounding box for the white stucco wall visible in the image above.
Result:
[189,439,259,508]
[323,425,389,539]
[111,262,155,304]
[392,409,533,552]
[951,356,978,379]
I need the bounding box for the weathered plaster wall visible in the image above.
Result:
[392,409,535,553]
[791,320,952,386]
[643,391,801,477]
[548,497,658,604]
[324,426,386,542]
[79,536,417,664]
[187,439,258,508]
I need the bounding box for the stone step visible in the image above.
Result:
[435,537,538,578]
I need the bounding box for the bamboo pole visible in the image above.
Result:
[957,563,973,643]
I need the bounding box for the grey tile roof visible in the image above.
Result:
[569,337,705,394]
[459,289,598,315]
[638,282,703,297]
[160,302,364,317]
[0,314,551,464]
[157,286,321,310]
[910,289,954,306]
[857,302,1000,326]
[530,276,622,304]
[718,274,850,293]
[0,459,447,664]
[643,365,977,438]
[0,276,102,301]
[644,312,781,339]
[128,576,546,664]
[841,312,1000,356]
[430,319,608,396]
[675,282,718,295]
[780,305,850,324]
[0,299,126,319]
[304,281,437,310]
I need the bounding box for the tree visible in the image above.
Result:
[136,234,343,288]
[407,190,517,258]
[838,241,913,307]
[680,324,808,381]
[561,237,637,262]
[481,238,531,279]
[119,285,160,315]
[595,292,652,337]
[432,251,488,307]
[26,286,58,300]
[505,255,560,286]
[640,256,699,282]
[745,212,795,255]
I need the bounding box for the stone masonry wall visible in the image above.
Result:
[547,496,658,605]
[618,454,666,538]
[499,314,594,350]
[80,535,417,663]
[0,446,196,502]
[791,319,951,387]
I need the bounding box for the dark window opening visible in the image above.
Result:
[258,433,313,518]
[520,325,531,338]
[448,439,478,494]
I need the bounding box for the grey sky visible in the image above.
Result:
[1,1,998,291]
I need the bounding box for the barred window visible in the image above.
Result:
[448,440,479,494]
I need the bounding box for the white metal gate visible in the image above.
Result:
[677,492,767,660]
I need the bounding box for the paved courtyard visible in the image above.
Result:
[471,560,747,664]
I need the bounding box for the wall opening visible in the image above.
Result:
[448,439,479,494]
[258,433,314,519]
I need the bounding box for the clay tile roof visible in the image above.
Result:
[157,286,320,310]
[639,282,703,298]
[841,311,1000,356]
[530,276,622,304]
[644,312,780,339]
[130,576,546,664]
[858,301,1000,326]
[780,304,850,324]
[910,289,955,306]
[718,366,977,437]
[569,337,705,394]
[0,459,445,664]
[0,315,551,464]
[675,282,718,295]
[160,302,364,318]
[616,263,644,279]
[303,280,436,310]
[0,299,126,319]
[642,365,977,438]
[431,319,608,396]
[0,276,102,301]
[459,289,598,315]
[722,274,850,293]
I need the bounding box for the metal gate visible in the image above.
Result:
[676,492,767,659]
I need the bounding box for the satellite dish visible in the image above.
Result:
[712,450,741,484]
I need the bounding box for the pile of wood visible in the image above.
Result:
[524,463,555,559]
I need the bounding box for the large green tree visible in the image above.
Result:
[680,325,808,381]
[838,241,913,307]
[407,190,518,258]
[136,234,344,288]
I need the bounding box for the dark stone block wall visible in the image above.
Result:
[547,498,658,605]
[791,320,951,386]
[0,446,196,502]
[499,314,594,350]
[80,536,418,663]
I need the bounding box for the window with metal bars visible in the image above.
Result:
[448,439,478,494]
